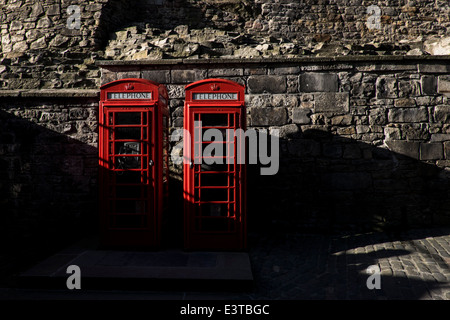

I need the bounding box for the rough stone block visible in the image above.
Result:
[376,76,398,98]
[434,105,450,123]
[271,94,299,108]
[269,66,300,75]
[47,4,60,15]
[385,140,419,159]
[444,141,450,159]
[331,115,353,126]
[398,80,421,97]
[384,127,401,141]
[166,85,185,98]
[292,108,311,124]
[250,107,287,126]
[420,143,443,160]
[300,73,338,92]
[12,41,28,52]
[171,69,207,84]
[30,2,44,17]
[207,68,243,77]
[314,92,349,114]
[286,75,299,93]
[400,123,430,140]
[421,76,437,95]
[141,70,170,84]
[438,76,450,93]
[387,107,428,123]
[429,133,450,143]
[337,126,356,135]
[368,109,387,125]
[418,64,450,74]
[10,20,22,31]
[30,36,47,50]
[247,75,286,94]
[394,98,416,108]
[85,3,103,12]
[270,124,300,139]
[246,94,271,108]
[36,16,52,28]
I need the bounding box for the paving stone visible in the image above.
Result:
[8,228,450,300]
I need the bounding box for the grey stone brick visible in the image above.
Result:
[444,141,450,160]
[434,105,450,123]
[418,64,450,74]
[387,107,428,123]
[420,143,443,160]
[270,124,300,139]
[376,76,398,98]
[171,69,207,84]
[292,108,311,124]
[438,76,450,93]
[430,134,450,142]
[207,68,244,77]
[398,80,421,98]
[384,127,401,141]
[394,98,416,108]
[268,66,300,75]
[314,92,349,114]
[250,107,287,126]
[421,76,437,95]
[385,140,420,159]
[300,73,338,92]
[141,70,170,84]
[247,75,286,94]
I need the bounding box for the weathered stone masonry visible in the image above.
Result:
[3,56,450,239]
[98,56,450,232]
[2,0,450,238]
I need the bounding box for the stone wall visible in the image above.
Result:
[2,0,450,90]
[100,56,450,232]
[0,0,132,89]
[2,0,450,236]
[1,56,450,238]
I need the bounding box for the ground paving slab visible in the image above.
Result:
[16,237,253,292]
[0,227,449,300]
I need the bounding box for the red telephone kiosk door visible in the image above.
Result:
[99,78,169,247]
[184,79,246,250]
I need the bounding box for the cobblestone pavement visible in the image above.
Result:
[238,227,450,300]
[0,227,449,300]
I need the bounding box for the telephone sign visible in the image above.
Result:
[107,92,152,100]
[192,92,238,100]
[99,78,169,247]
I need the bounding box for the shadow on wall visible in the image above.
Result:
[0,105,98,275]
[247,128,450,235]
[1,103,449,299]
[96,0,260,38]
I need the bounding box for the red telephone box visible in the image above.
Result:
[99,78,169,247]
[184,79,246,250]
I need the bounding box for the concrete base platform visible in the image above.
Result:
[18,237,253,292]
